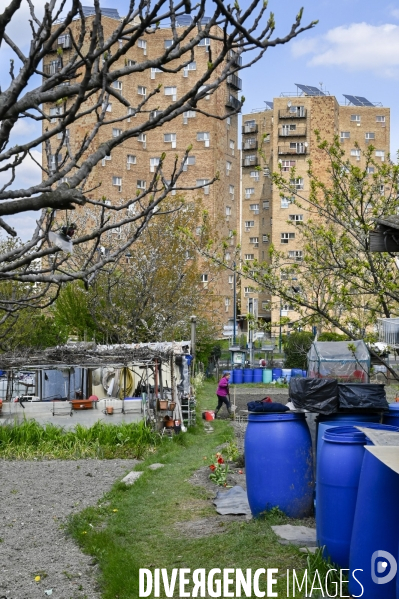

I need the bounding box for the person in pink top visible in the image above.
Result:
[215,371,231,417]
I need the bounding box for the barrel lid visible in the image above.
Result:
[388,403,399,411]
[323,425,367,444]
[248,412,306,422]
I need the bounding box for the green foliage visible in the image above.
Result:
[283,332,313,369]
[306,547,348,596]
[318,332,349,341]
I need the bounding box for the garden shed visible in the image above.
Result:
[307,340,370,382]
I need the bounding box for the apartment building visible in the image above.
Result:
[43,8,241,325]
[241,85,390,328]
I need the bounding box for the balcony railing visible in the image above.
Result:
[278,144,308,156]
[228,49,242,67]
[43,61,62,75]
[242,124,258,134]
[279,125,307,137]
[279,108,307,119]
[243,140,258,150]
[225,94,242,111]
[227,73,242,90]
[242,159,260,167]
[50,35,72,52]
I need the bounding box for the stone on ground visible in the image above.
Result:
[148,463,165,470]
[121,471,143,486]
[271,524,317,547]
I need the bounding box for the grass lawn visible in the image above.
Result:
[67,381,311,598]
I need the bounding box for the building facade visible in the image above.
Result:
[240,86,390,330]
[43,10,241,326]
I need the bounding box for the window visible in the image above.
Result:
[183,156,196,171]
[376,115,386,122]
[367,167,375,174]
[112,176,122,188]
[281,197,293,209]
[183,61,196,76]
[290,178,303,190]
[197,132,210,147]
[281,160,296,171]
[289,214,303,222]
[289,142,306,153]
[49,153,62,171]
[164,133,176,148]
[112,128,122,137]
[340,132,350,140]
[127,59,135,67]
[250,237,259,244]
[138,39,147,54]
[244,137,256,149]
[58,34,70,48]
[228,275,234,284]
[101,154,111,166]
[281,124,296,135]
[149,110,162,120]
[281,232,295,243]
[49,106,63,122]
[351,114,361,122]
[244,221,254,228]
[262,234,269,243]
[224,297,230,311]
[262,302,270,310]
[380,184,385,195]
[244,287,254,295]
[150,157,160,172]
[288,250,303,261]
[102,102,112,112]
[250,171,259,181]
[245,254,254,260]
[250,204,259,213]
[127,155,136,169]
[112,80,122,90]
[226,161,232,175]
[244,120,256,132]
[48,59,61,74]
[376,150,385,161]
[198,37,210,46]
[263,201,269,209]
[164,40,173,48]
[183,110,196,124]
[164,86,177,99]
[56,129,69,144]
[244,154,256,166]
[198,85,211,100]
[138,133,146,147]
[201,274,208,283]
[127,107,135,121]
[226,116,231,126]
[229,140,235,155]
[351,149,361,158]
[290,105,305,116]
[118,40,123,49]
[365,132,375,140]
[226,206,232,217]
[196,179,210,194]
[229,185,235,197]
[245,188,254,199]
[137,85,146,96]
[137,180,146,190]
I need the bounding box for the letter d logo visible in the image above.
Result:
[371,551,397,585]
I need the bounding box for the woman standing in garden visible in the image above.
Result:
[215,371,231,418]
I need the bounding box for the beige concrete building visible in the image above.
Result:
[240,86,390,331]
[43,9,241,325]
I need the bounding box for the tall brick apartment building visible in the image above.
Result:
[240,85,390,331]
[43,7,241,325]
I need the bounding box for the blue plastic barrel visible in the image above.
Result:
[349,450,399,599]
[317,426,368,568]
[382,403,399,426]
[317,413,380,462]
[232,369,243,384]
[243,368,253,384]
[245,412,314,518]
[302,370,307,377]
[253,368,263,383]
[263,369,272,384]
[291,368,303,378]
[272,368,282,381]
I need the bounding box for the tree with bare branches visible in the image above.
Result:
[0,0,316,324]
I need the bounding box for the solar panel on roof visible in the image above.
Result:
[295,83,325,96]
[82,6,120,19]
[176,15,193,26]
[200,17,211,23]
[265,101,274,109]
[343,94,374,107]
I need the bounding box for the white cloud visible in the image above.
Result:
[292,23,399,78]
[391,8,399,19]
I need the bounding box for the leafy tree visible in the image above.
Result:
[283,331,313,369]
[0,0,316,322]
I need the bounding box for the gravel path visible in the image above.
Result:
[0,459,139,599]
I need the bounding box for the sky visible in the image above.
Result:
[1,0,399,239]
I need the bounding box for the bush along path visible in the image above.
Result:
[67,382,312,598]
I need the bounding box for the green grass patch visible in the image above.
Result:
[0,419,160,460]
[66,381,309,598]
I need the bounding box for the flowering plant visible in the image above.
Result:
[208,452,229,486]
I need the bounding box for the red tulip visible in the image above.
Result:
[217,457,224,464]
[209,464,216,471]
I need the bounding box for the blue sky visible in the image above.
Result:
[1,0,398,239]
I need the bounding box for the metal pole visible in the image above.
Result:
[279,297,282,354]
[233,262,237,345]
[190,315,196,374]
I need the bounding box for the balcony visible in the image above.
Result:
[242,159,259,167]
[43,60,62,76]
[243,140,258,151]
[279,125,307,137]
[279,108,307,119]
[242,124,258,134]
[50,35,72,52]
[228,50,242,67]
[278,144,308,156]
[225,94,242,111]
[227,73,242,90]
